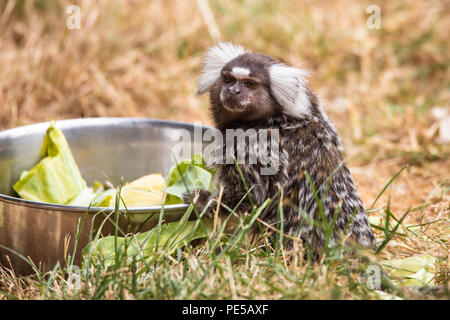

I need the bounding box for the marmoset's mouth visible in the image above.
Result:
[221,96,247,113]
[220,90,246,112]
[222,102,244,112]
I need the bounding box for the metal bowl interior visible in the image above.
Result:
[0,117,213,212]
[0,118,214,273]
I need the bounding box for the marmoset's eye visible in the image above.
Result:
[244,80,257,89]
[223,74,235,84]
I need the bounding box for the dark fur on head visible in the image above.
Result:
[187,42,375,253]
[209,53,280,128]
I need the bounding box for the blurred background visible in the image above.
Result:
[0,0,448,230]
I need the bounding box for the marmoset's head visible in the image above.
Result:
[197,42,314,127]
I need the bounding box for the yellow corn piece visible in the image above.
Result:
[119,173,167,207]
[92,173,167,208]
[120,188,165,207]
[126,173,166,193]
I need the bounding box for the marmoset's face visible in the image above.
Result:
[210,53,280,124]
[219,68,262,112]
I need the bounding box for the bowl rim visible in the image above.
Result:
[0,117,215,215]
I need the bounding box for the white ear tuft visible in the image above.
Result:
[197,42,246,94]
[269,63,311,116]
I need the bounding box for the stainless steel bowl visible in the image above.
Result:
[0,118,212,274]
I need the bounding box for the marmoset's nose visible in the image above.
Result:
[229,83,241,95]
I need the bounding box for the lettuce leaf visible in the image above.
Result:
[382,254,437,286]
[13,122,87,204]
[82,217,213,267]
[164,153,216,204]
[91,188,117,207]
[68,187,95,206]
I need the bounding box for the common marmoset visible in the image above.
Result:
[184,43,375,253]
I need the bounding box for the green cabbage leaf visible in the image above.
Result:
[13,122,87,204]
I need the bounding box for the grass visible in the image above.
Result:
[0,0,449,299]
[0,161,448,300]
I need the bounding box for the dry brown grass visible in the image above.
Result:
[0,0,448,299]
